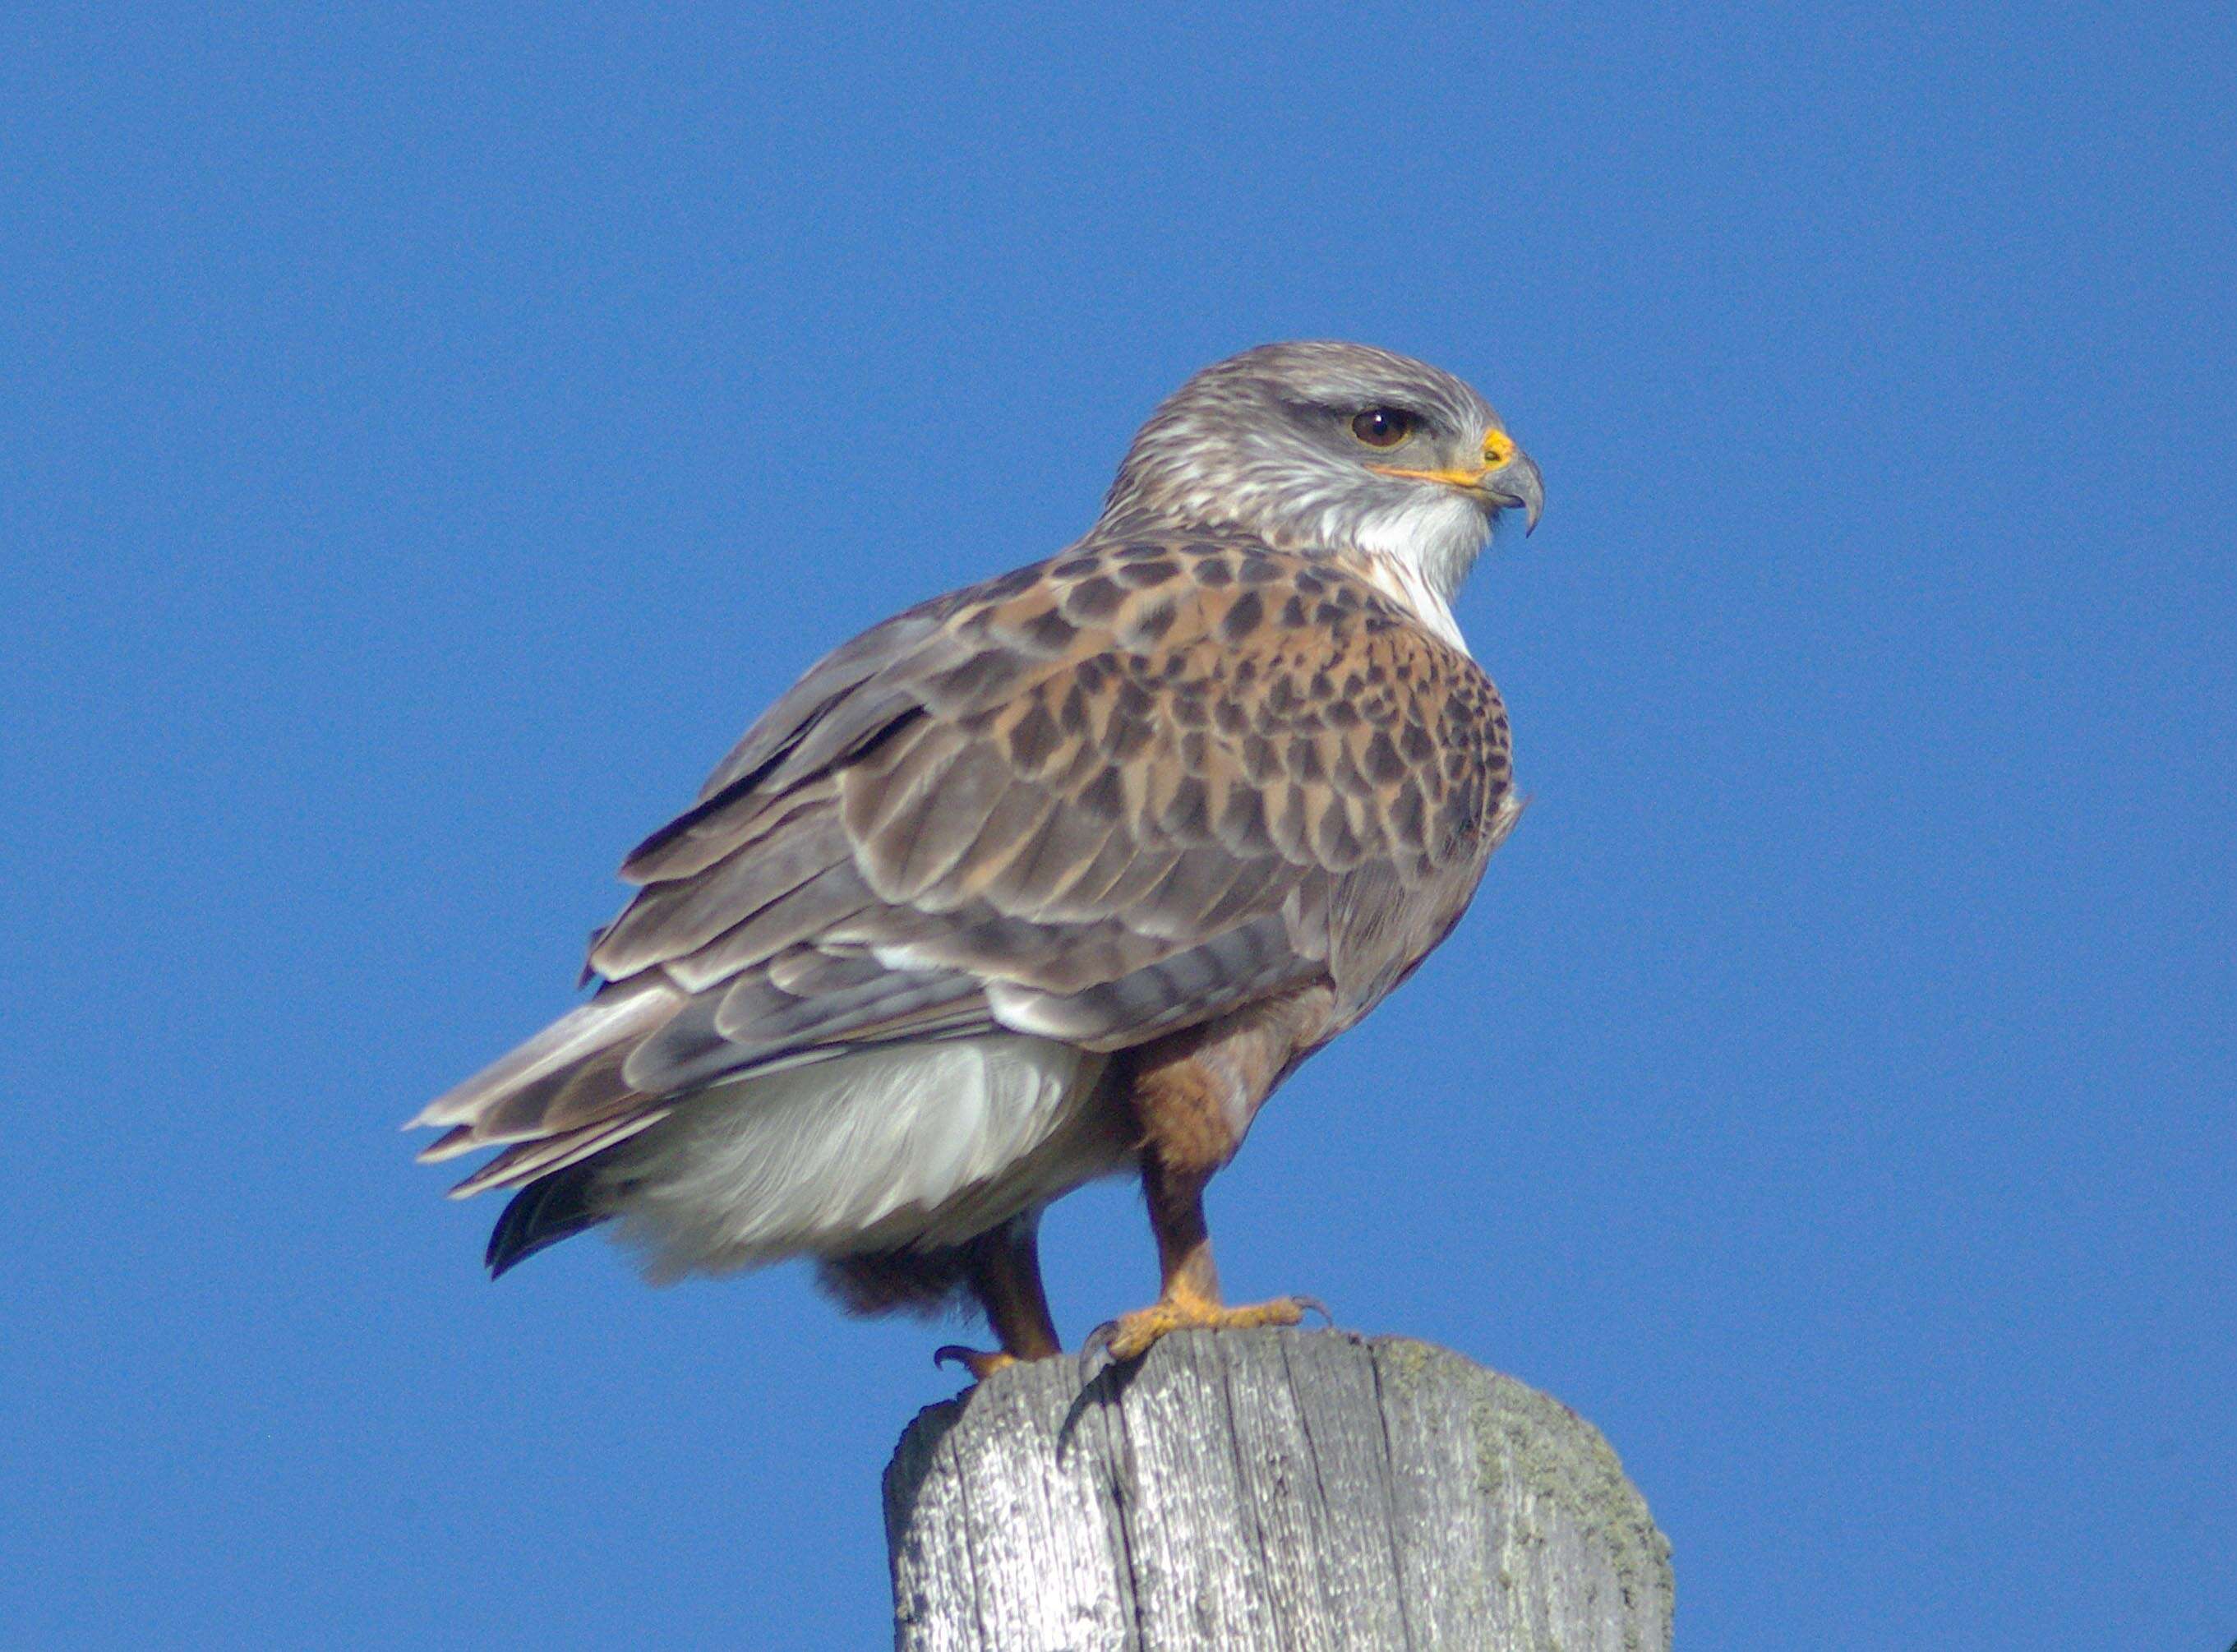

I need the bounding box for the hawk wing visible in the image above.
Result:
[413,534,1516,1194]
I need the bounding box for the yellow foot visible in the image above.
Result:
[932,1344,1020,1382]
[1091,1290,1327,1365]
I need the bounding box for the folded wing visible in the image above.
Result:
[412,535,1513,1196]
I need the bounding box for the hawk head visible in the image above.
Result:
[1099,341,1543,611]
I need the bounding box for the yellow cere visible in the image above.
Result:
[1481,428,1515,468]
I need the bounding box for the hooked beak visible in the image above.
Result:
[1368,435,1544,533]
[1487,450,1543,534]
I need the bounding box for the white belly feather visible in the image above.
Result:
[594,1035,1123,1281]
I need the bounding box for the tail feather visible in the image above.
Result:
[408,981,681,1133]
[487,1164,611,1278]
[447,1106,673,1199]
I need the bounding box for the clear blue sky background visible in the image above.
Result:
[5,5,2231,1647]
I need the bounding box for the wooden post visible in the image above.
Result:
[883,1328,1672,1651]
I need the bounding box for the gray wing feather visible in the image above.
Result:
[591,810,851,976]
[637,861,877,992]
[693,610,951,801]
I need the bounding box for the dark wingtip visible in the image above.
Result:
[486,1167,611,1279]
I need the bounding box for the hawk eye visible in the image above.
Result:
[1349,408,1416,449]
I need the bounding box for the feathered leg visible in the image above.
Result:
[1091,1154,1315,1364]
[934,1211,1062,1380]
[1091,1011,1328,1364]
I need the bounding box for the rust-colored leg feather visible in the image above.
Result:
[935,1215,1063,1380]
[1095,995,1333,1363]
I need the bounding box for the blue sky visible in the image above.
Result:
[4,4,2231,1646]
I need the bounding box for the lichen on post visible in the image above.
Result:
[883,1328,1672,1652]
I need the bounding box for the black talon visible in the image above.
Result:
[1078,1321,1120,1380]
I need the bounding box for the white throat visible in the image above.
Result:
[1340,491,1487,653]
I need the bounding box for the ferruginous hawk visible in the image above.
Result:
[411,341,1543,1373]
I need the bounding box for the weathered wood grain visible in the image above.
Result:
[884,1328,1672,1651]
